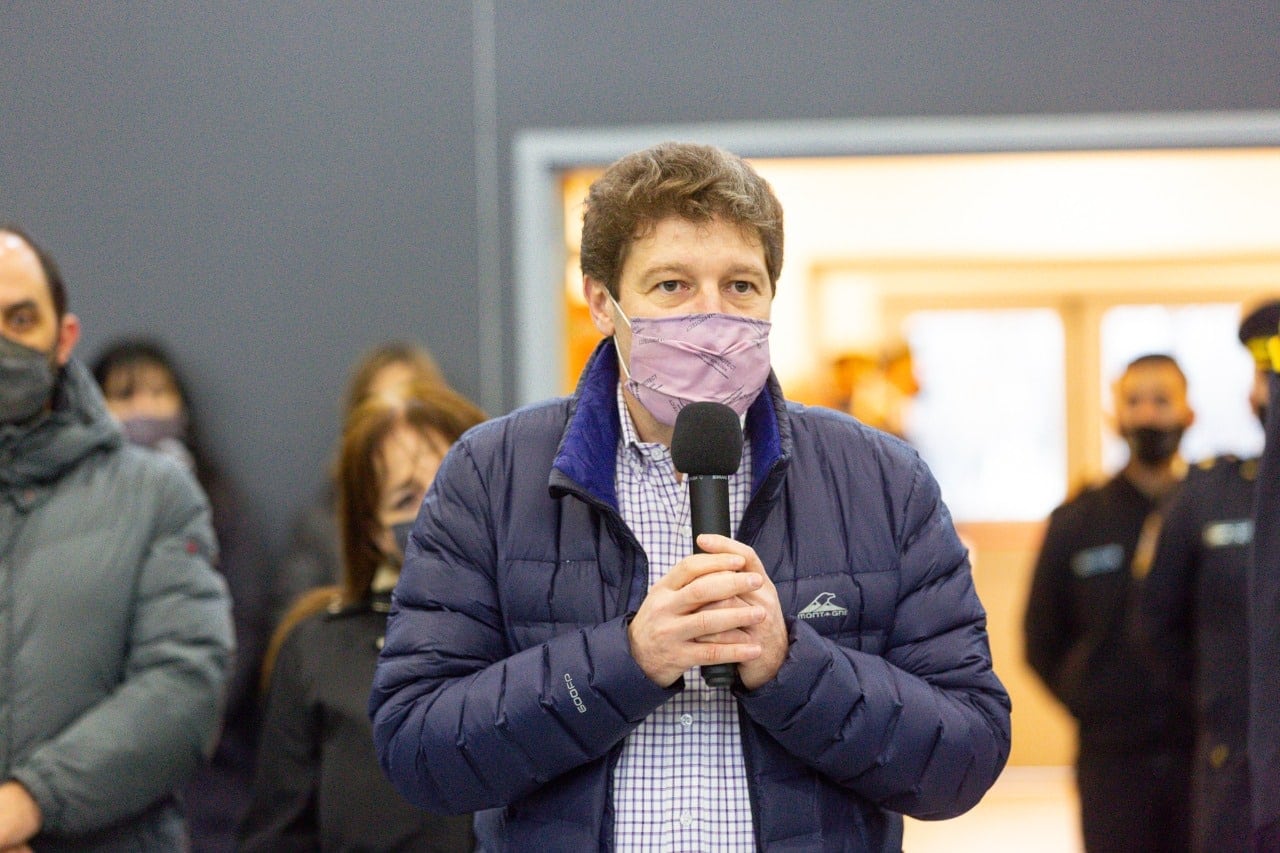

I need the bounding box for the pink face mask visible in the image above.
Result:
[612,297,772,426]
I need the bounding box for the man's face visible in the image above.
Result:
[1113,362,1193,435]
[0,233,77,364]
[583,215,772,365]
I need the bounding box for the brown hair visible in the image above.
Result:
[579,142,784,297]
[1123,353,1187,389]
[261,379,486,690]
[342,340,446,417]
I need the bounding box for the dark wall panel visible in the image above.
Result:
[2,3,476,552]
[3,1,1277,552]
[494,2,1280,127]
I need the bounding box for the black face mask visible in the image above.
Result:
[0,335,57,425]
[1124,425,1185,466]
[392,521,415,559]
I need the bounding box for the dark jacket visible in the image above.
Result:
[1251,372,1280,849]
[0,360,233,851]
[370,339,1011,852]
[1141,455,1254,852]
[240,592,474,852]
[1024,474,1194,752]
[185,471,273,852]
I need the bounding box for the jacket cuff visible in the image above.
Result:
[734,617,830,725]
[8,767,59,835]
[595,615,682,722]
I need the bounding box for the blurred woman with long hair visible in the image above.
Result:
[240,380,484,851]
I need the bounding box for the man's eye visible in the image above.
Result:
[729,281,756,294]
[657,280,682,293]
[7,309,36,330]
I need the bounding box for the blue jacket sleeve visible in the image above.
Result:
[369,440,676,815]
[737,456,1011,820]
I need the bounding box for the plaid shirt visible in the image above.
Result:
[610,387,756,852]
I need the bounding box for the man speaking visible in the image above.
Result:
[370,142,1011,851]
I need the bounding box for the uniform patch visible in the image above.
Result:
[1071,543,1124,578]
[1202,519,1253,548]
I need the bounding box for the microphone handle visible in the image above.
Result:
[689,475,737,688]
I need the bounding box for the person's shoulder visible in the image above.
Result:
[440,396,574,482]
[456,395,572,450]
[267,588,344,672]
[1048,478,1111,521]
[1189,453,1258,485]
[75,441,201,502]
[783,402,928,503]
[786,400,915,459]
[110,439,190,476]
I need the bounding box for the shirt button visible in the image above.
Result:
[679,811,693,827]
[679,713,693,727]
[680,525,692,539]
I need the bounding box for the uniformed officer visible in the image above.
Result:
[1137,301,1276,852]
[1024,352,1196,853]
[1241,300,1280,852]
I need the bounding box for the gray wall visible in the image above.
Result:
[4,2,1278,554]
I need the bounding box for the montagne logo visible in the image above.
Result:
[797,592,848,620]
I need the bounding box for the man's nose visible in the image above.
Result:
[689,286,725,314]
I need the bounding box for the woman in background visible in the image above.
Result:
[272,340,446,625]
[91,338,271,853]
[239,379,484,851]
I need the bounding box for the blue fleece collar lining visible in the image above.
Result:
[551,338,788,506]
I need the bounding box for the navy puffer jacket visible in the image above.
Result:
[371,340,1010,851]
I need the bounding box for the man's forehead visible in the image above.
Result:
[1117,363,1185,392]
[0,234,52,302]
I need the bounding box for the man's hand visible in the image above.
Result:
[0,780,41,851]
[627,535,786,689]
[694,535,788,689]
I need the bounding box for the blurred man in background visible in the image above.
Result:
[1025,353,1196,853]
[0,225,233,851]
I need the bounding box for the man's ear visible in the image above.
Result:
[584,277,615,337]
[55,312,80,365]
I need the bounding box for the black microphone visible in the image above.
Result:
[671,401,743,688]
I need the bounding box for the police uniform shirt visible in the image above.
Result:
[1025,474,1193,752]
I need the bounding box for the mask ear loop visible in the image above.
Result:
[607,292,634,381]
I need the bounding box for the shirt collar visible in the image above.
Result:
[615,384,671,467]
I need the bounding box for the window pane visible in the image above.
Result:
[1100,303,1262,472]
[904,309,1066,521]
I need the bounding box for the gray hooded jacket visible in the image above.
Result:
[0,359,233,851]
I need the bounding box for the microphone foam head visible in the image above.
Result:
[671,401,743,476]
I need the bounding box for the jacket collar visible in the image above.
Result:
[550,337,790,507]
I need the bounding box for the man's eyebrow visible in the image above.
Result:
[1,298,39,315]
[638,262,767,278]
[637,263,692,278]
